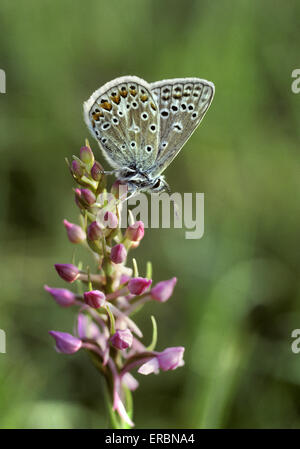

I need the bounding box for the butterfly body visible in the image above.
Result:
[84,76,214,193]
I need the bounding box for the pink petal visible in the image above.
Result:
[113,391,134,427]
[122,373,139,391]
[138,357,159,375]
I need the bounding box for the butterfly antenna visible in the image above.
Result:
[103,170,116,176]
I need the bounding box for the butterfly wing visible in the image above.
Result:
[84,76,160,170]
[149,78,215,176]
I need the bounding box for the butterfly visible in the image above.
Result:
[83,76,215,194]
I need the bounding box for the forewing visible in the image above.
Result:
[150,78,215,176]
[84,76,160,170]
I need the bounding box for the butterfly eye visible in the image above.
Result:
[154,179,161,189]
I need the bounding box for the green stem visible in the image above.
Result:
[103,380,120,429]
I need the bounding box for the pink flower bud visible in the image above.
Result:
[87,221,102,240]
[80,188,96,206]
[150,277,177,303]
[54,264,80,283]
[91,161,103,181]
[84,290,106,308]
[128,277,152,295]
[49,331,82,354]
[125,221,144,242]
[71,160,84,178]
[63,219,86,243]
[80,146,94,165]
[110,244,127,264]
[110,329,133,350]
[74,188,85,209]
[157,347,185,371]
[44,285,76,307]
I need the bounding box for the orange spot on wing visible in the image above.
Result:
[120,89,128,98]
[140,94,148,102]
[92,112,104,121]
[150,102,157,111]
[111,94,121,104]
[100,101,112,111]
[130,89,137,96]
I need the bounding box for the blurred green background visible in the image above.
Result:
[1,0,300,428]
